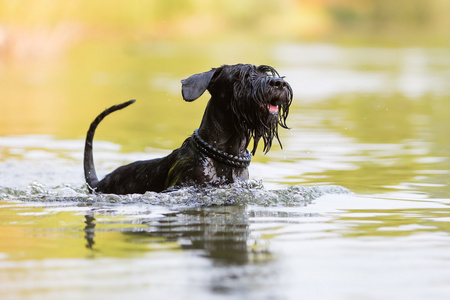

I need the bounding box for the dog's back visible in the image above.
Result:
[93,157,166,194]
[92,142,201,194]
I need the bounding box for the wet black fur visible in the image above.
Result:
[84,64,293,194]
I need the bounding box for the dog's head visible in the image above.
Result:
[181,64,293,155]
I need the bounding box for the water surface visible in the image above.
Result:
[1,42,450,299]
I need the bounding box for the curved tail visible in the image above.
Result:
[84,99,136,192]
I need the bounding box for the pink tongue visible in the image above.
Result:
[268,104,278,112]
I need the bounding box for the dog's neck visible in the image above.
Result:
[197,98,249,157]
[192,129,251,168]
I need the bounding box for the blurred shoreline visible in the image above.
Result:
[1,0,450,64]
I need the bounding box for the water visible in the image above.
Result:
[1,43,450,299]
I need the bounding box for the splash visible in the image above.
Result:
[0,180,350,208]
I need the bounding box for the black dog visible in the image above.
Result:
[84,64,293,194]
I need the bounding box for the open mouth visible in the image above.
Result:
[267,103,278,113]
[267,98,279,114]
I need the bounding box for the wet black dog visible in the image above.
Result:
[84,64,293,194]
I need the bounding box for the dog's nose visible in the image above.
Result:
[269,78,287,89]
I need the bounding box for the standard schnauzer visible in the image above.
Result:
[84,64,293,194]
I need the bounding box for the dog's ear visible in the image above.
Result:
[181,69,216,102]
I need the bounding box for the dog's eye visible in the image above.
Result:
[264,69,277,77]
[258,65,279,78]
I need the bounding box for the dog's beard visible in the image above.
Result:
[231,69,292,155]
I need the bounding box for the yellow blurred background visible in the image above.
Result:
[1,0,449,62]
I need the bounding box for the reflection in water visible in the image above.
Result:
[131,206,251,265]
[81,205,261,264]
[79,205,277,295]
[80,205,274,294]
[84,214,96,249]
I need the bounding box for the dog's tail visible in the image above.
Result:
[84,99,136,192]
